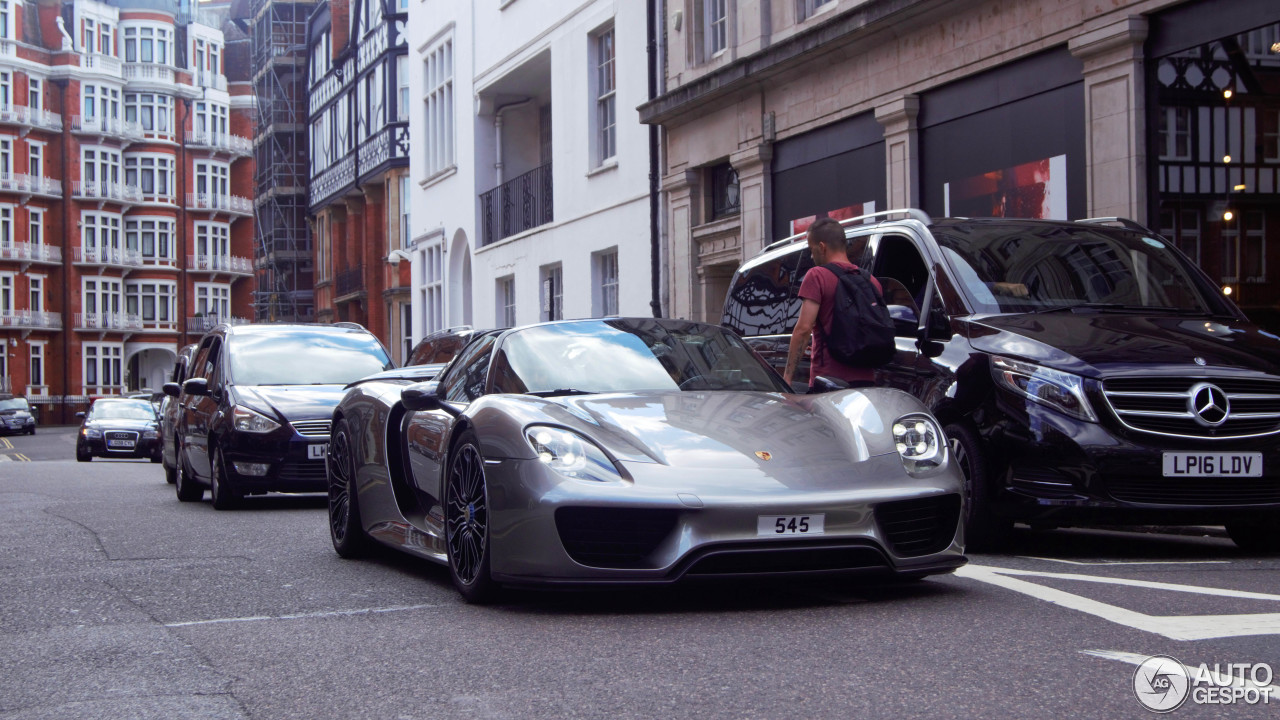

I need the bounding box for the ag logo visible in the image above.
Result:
[1133,655,1190,713]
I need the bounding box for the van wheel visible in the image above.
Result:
[944,422,1011,551]
[1226,519,1280,554]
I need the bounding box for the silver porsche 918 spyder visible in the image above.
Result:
[326,317,966,602]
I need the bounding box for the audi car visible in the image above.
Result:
[165,323,393,509]
[326,317,967,603]
[75,398,162,462]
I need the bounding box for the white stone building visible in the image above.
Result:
[406,0,656,338]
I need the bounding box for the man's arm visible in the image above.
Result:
[783,298,820,386]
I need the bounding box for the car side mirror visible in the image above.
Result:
[162,382,182,398]
[182,377,210,397]
[75,411,86,419]
[401,381,460,417]
[925,307,953,341]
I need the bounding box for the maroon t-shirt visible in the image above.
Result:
[797,262,883,386]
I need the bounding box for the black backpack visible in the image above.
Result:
[821,263,896,367]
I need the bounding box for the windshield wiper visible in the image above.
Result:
[1028,303,1202,315]
[527,388,599,397]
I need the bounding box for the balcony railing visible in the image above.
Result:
[71,115,143,141]
[73,246,144,268]
[79,53,123,74]
[334,264,366,297]
[188,254,254,274]
[0,310,62,330]
[186,193,253,215]
[83,385,125,396]
[0,173,62,197]
[122,63,175,85]
[186,315,250,333]
[195,71,228,92]
[186,131,253,156]
[0,104,63,132]
[75,313,143,331]
[75,180,144,204]
[0,242,62,264]
[480,162,554,246]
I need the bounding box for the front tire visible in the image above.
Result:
[209,446,242,510]
[328,418,370,558]
[175,442,203,502]
[944,422,1012,551]
[445,431,498,604]
[76,445,92,462]
[1226,519,1280,554]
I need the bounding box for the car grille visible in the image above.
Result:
[1102,376,1280,439]
[1106,477,1280,506]
[555,507,678,569]
[277,461,327,483]
[291,420,332,438]
[104,430,139,451]
[874,494,962,557]
[684,544,888,576]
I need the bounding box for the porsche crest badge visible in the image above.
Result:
[755,451,772,461]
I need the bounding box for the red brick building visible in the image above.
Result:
[0,0,254,422]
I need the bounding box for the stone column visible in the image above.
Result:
[729,142,773,254]
[1070,16,1149,223]
[662,169,700,321]
[875,95,920,211]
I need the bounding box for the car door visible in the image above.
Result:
[183,335,224,480]
[404,332,499,536]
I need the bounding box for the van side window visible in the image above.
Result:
[721,250,805,337]
[872,235,930,312]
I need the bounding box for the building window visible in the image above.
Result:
[29,342,44,388]
[397,55,409,123]
[422,36,455,177]
[28,141,42,177]
[1159,208,1201,266]
[27,78,40,110]
[126,217,175,264]
[194,101,230,141]
[126,281,176,325]
[83,277,123,320]
[541,264,562,321]
[595,249,619,316]
[0,1,10,41]
[194,222,230,266]
[314,217,329,282]
[195,284,231,319]
[194,161,230,198]
[84,343,124,393]
[0,137,10,175]
[798,0,835,20]
[423,243,443,333]
[1157,107,1192,161]
[0,204,13,247]
[82,147,122,186]
[497,275,516,327]
[124,26,171,64]
[29,275,42,312]
[82,85,121,120]
[1223,210,1267,284]
[124,155,174,198]
[82,212,123,259]
[1263,109,1280,163]
[399,175,410,250]
[591,26,616,165]
[28,208,43,247]
[0,273,11,312]
[704,0,727,57]
[125,93,173,135]
[709,162,740,219]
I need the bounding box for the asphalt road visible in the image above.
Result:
[1,454,1278,719]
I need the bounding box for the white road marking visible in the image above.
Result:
[1082,650,1280,691]
[1019,556,1231,566]
[165,603,441,627]
[957,564,1280,641]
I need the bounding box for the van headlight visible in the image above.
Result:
[524,425,622,483]
[233,406,281,433]
[991,356,1098,422]
[892,414,946,475]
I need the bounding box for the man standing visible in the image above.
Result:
[783,217,882,393]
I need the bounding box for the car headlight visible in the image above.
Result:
[892,414,946,475]
[524,425,622,482]
[142,428,159,439]
[83,427,102,438]
[991,356,1097,422]
[233,406,281,433]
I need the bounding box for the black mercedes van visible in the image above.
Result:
[723,209,1280,550]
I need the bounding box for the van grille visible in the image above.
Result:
[1101,376,1280,439]
[291,420,332,438]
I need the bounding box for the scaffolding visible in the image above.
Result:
[249,0,316,322]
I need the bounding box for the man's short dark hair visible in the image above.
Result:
[807,216,847,252]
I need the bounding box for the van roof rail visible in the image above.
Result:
[1076,217,1153,233]
[763,208,932,252]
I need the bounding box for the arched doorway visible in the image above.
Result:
[125,344,178,392]
[449,229,473,326]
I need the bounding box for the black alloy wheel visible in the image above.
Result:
[445,431,498,603]
[174,441,203,502]
[209,446,242,510]
[327,418,370,557]
[944,422,1011,551]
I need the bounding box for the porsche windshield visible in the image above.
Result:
[931,223,1226,316]
[492,319,790,394]
[228,329,393,386]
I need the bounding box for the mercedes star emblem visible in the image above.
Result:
[1187,382,1230,427]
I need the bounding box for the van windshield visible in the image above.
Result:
[931,224,1221,315]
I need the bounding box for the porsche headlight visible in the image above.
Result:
[892,414,945,474]
[233,406,281,433]
[83,427,102,438]
[524,425,621,482]
[991,356,1097,422]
